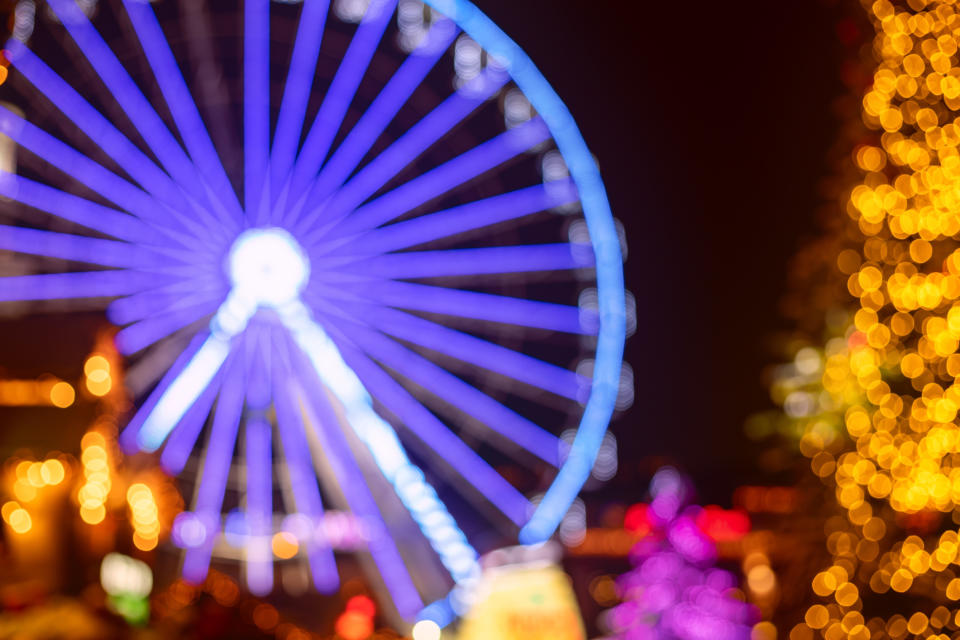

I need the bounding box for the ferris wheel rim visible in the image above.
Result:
[418,0,627,545]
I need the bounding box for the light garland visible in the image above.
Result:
[774,1,960,638]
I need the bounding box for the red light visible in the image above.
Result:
[335,611,374,640]
[623,503,651,534]
[345,594,376,618]
[695,506,750,542]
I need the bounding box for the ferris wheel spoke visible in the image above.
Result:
[115,298,220,356]
[244,0,271,223]
[284,18,460,226]
[159,352,232,475]
[0,270,174,303]
[306,116,550,246]
[335,340,531,526]
[4,39,214,227]
[331,180,578,256]
[0,107,211,250]
[280,345,424,619]
[244,327,274,595]
[286,0,398,206]
[120,0,244,220]
[338,243,593,279]
[182,351,246,584]
[294,66,510,237]
[334,301,582,400]
[0,224,170,270]
[302,18,458,209]
[0,173,153,245]
[107,277,226,325]
[271,333,340,593]
[342,279,588,334]
[322,313,561,466]
[269,0,331,207]
[243,415,274,595]
[120,330,215,452]
[46,0,232,227]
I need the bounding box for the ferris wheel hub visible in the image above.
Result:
[227,227,311,309]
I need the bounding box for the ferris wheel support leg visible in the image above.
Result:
[279,304,483,590]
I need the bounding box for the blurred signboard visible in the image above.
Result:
[458,544,585,640]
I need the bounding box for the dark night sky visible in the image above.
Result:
[473,0,850,497]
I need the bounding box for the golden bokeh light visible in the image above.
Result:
[271,532,299,559]
[48,381,75,408]
[779,1,960,636]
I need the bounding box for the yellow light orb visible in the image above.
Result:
[271,532,299,559]
[8,508,31,534]
[40,459,65,485]
[48,381,75,408]
[83,355,110,376]
[80,503,106,525]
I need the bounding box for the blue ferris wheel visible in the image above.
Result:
[0,0,627,625]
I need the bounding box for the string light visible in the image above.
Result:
[78,431,112,525]
[765,1,960,637]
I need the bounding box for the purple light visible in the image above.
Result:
[0,172,153,244]
[182,352,245,584]
[335,340,531,525]
[333,301,582,400]
[285,18,458,227]
[0,105,204,248]
[280,334,424,620]
[286,0,398,205]
[172,512,208,549]
[0,270,173,303]
[121,0,243,221]
[319,313,561,465]
[269,0,331,204]
[333,243,593,279]
[605,469,758,640]
[3,38,210,233]
[46,0,226,223]
[244,415,274,595]
[159,355,228,474]
[305,115,549,246]
[0,225,169,270]
[313,278,588,334]
[107,277,226,326]
[299,65,507,231]
[331,180,579,256]
[120,331,212,453]
[271,330,339,594]
[244,0,271,222]
[115,298,220,355]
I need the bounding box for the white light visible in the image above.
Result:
[228,227,310,309]
[138,334,230,451]
[101,553,153,598]
[412,620,442,640]
[334,0,370,22]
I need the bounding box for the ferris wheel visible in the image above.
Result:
[0,0,628,626]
